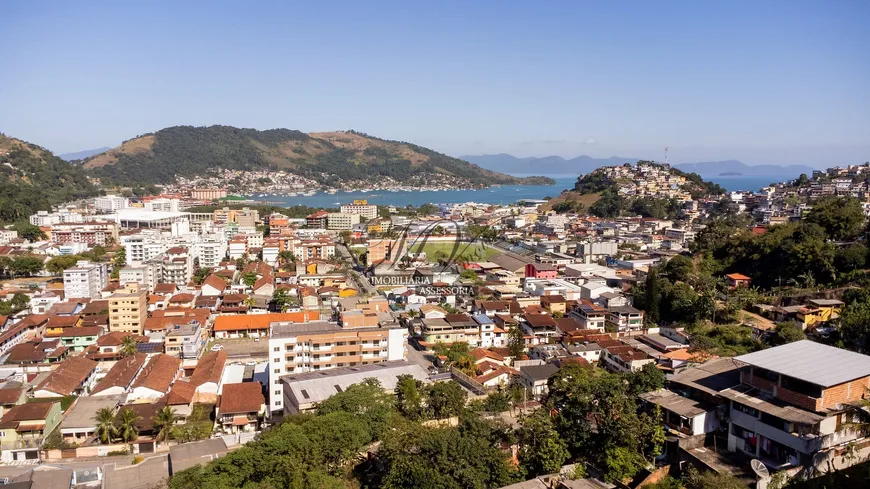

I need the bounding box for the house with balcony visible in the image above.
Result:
[570,299,607,330]
[600,345,655,373]
[0,401,62,462]
[606,306,644,333]
[722,341,870,471]
[216,382,265,434]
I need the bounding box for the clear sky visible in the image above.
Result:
[1,0,867,166]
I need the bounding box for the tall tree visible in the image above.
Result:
[644,267,662,325]
[94,407,118,444]
[507,325,526,358]
[117,408,141,443]
[120,335,138,357]
[394,374,426,421]
[516,409,570,477]
[153,406,180,446]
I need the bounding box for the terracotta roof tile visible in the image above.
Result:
[219,382,264,415]
[131,354,181,394]
[35,356,97,396]
[91,353,147,394]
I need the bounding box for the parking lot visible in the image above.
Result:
[209,338,269,359]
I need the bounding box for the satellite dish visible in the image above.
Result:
[751,459,769,479]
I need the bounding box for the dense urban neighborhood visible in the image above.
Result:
[0,156,869,489]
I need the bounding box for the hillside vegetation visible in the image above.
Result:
[82,126,554,187]
[0,134,100,222]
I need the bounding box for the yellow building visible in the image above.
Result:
[797,299,844,329]
[109,282,147,334]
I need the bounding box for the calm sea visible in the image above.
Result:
[248,175,773,208]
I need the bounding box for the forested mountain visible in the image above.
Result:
[81,126,554,187]
[0,134,101,222]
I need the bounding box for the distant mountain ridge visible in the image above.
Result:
[461,153,817,179]
[59,147,111,161]
[81,126,554,187]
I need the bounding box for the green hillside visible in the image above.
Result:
[0,134,101,222]
[82,126,555,187]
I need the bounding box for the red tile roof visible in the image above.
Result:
[219,382,264,415]
[91,353,147,394]
[190,351,227,387]
[35,356,98,396]
[131,354,181,393]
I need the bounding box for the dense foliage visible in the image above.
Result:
[0,136,101,222]
[86,126,553,186]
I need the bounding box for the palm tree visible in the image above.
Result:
[117,408,141,443]
[152,406,180,446]
[120,335,138,357]
[94,407,118,444]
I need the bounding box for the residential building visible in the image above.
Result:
[63,260,109,299]
[216,382,265,434]
[0,401,62,462]
[33,356,98,397]
[600,345,655,373]
[94,195,130,212]
[191,188,227,200]
[51,221,118,246]
[606,306,645,333]
[725,341,870,469]
[108,283,147,334]
[279,361,427,415]
[327,212,360,231]
[305,211,329,229]
[518,363,560,398]
[268,320,408,415]
[164,323,206,359]
[726,273,752,289]
[340,201,378,220]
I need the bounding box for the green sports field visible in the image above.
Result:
[408,242,499,262]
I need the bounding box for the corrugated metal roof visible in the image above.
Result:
[281,361,429,406]
[734,340,870,387]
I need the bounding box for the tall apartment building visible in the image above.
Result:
[94,195,129,212]
[340,201,378,221]
[293,239,335,261]
[118,264,159,292]
[121,232,169,267]
[63,260,109,299]
[157,246,194,286]
[267,320,408,416]
[327,213,360,231]
[108,283,147,334]
[193,239,227,269]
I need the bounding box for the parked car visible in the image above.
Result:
[210,344,224,352]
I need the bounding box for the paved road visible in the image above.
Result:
[336,243,378,295]
[406,340,437,372]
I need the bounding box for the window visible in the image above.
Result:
[275,390,281,396]
[301,389,310,399]
[273,347,280,352]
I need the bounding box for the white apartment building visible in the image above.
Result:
[340,203,378,221]
[94,195,129,212]
[145,198,180,212]
[118,265,159,292]
[29,210,83,227]
[193,239,227,269]
[121,233,170,267]
[158,246,194,286]
[63,260,109,299]
[228,238,247,260]
[0,229,18,245]
[327,213,360,231]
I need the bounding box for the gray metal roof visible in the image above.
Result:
[734,340,870,387]
[281,360,429,407]
[59,395,121,431]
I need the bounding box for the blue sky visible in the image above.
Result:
[1,0,867,166]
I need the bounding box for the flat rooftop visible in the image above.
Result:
[734,340,870,387]
[59,395,121,431]
[116,208,189,221]
[281,360,429,406]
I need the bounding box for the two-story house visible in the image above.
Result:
[0,401,62,462]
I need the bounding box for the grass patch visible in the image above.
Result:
[28,395,77,412]
[409,242,498,262]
